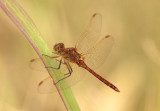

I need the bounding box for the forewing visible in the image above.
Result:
[76,13,102,54]
[29,55,60,71]
[29,57,46,71]
[84,35,114,69]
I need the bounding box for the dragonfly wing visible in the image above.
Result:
[57,61,87,88]
[76,13,102,54]
[37,76,56,93]
[64,62,87,86]
[37,62,87,93]
[84,35,114,69]
[29,55,60,71]
[29,57,46,71]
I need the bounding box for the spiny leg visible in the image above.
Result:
[55,62,73,84]
[42,54,60,59]
[46,58,63,70]
[55,59,65,64]
[41,54,64,69]
[30,54,59,62]
[43,55,73,83]
[64,62,73,76]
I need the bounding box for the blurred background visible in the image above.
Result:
[0,0,160,111]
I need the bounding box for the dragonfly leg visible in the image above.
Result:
[42,54,60,59]
[64,63,73,76]
[55,59,65,64]
[55,62,73,84]
[46,58,62,70]
[42,54,50,57]
[30,54,59,62]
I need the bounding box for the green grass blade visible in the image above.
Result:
[0,0,80,111]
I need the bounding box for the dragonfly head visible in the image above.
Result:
[53,43,65,54]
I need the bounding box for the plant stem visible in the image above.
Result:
[0,0,80,111]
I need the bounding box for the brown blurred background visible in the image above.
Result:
[0,0,160,111]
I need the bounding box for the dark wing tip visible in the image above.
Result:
[93,13,97,17]
[105,35,111,38]
[30,59,35,62]
[93,13,102,17]
[38,81,43,86]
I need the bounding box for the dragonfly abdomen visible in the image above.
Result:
[84,64,120,92]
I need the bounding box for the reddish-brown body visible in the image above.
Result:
[54,43,120,92]
[61,47,83,64]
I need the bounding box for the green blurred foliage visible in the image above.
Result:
[0,0,160,111]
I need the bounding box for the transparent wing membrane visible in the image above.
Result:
[37,76,55,93]
[37,61,87,93]
[84,35,114,69]
[29,56,60,71]
[29,57,45,71]
[76,13,102,54]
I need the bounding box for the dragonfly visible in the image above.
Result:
[31,13,120,92]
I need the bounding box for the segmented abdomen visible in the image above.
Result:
[79,61,120,92]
